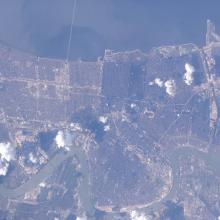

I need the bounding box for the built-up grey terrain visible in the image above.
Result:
[0,21,220,220]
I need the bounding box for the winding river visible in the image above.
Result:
[0,140,219,217]
[0,143,94,216]
[140,144,220,213]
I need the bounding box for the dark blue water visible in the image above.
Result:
[0,0,220,60]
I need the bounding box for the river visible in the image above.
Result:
[1,138,219,219]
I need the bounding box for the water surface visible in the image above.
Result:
[0,0,220,60]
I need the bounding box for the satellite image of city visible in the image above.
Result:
[1,1,220,220]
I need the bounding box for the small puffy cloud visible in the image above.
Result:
[99,116,108,124]
[104,125,110,131]
[0,160,9,176]
[55,130,72,151]
[99,116,111,131]
[149,78,164,87]
[150,78,176,97]
[154,78,164,87]
[0,142,15,161]
[130,210,148,220]
[184,63,195,86]
[164,80,176,97]
[130,103,137,109]
[76,215,87,220]
[185,63,195,73]
[0,142,16,176]
[29,152,37,164]
[55,131,65,149]
[70,123,82,131]
[184,71,193,85]
[39,181,46,188]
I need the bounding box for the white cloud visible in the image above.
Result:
[0,142,15,161]
[29,152,37,164]
[55,131,65,149]
[0,142,16,176]
[99,116,111,131]
[154,78,164,87]
[39,181,46,188]
[55,130,72,151]
[150,77,176,97]
[184,71,193,85]
[184,63,195,86]
[70,123,82,131]
[130,103,137,108]
[76,215,87,220]
[99,116,108,124]
[185,63,195,73]
[149,78,164,87]
[104,125,110,131]
[130,210,148,220]
[164,79,176,97]
[0,160,9,176]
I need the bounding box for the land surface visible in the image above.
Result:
[0,21,220,220]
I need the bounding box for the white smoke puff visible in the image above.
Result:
[184,63,195,86]
[99,116,108,124]
[0,142,16,162]
[154,78,164,87]
[164,80,176,97]
[130,210,148,220]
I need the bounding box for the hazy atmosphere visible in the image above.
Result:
[1,1,220,220]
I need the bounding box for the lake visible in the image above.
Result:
[0,0,220,60]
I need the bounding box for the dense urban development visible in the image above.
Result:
[0,20,220,220]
